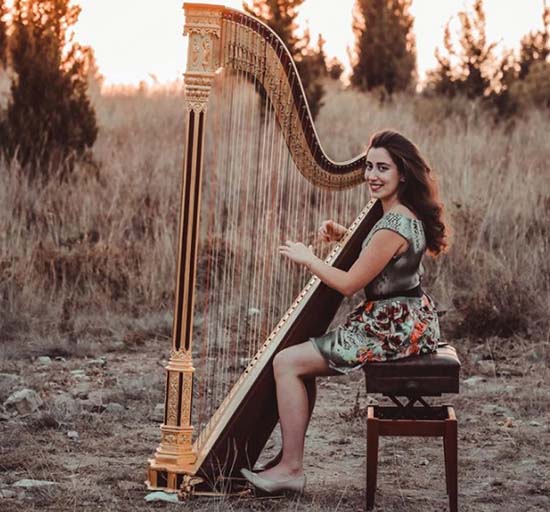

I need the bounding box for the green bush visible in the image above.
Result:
[0,0,97,181]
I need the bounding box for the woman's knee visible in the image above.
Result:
[273,347,298,379]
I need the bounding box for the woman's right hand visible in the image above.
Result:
[318,220,347,242]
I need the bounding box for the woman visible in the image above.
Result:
[241,130,448,493]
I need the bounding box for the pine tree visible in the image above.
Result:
[426,0,497,99]
[0,0,97,180]
[294,27,326,118]
[327,57,344,81]
[0,0,7,68]
[243,0,326,119]
[351,0,417,95]
[506,1,550,111]
[314,33,328,78]
[518,1,549,79]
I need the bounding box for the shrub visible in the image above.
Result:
[0,0,97,181]
[509,60,550,110]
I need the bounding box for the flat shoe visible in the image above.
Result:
[240,468,305,494]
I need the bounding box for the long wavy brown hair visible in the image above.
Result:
[367,130,448,256]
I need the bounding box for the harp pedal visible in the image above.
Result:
[177,476,253,499]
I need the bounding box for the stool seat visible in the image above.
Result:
[364,344,460,396]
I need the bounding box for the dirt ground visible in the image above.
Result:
[1,335,549,512]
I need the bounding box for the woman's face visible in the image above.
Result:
[364,147,402,202]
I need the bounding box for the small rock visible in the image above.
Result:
[84,358,106,367]
[526,349,542,363]
[152,403,164,421]
[419,458,430,466]
[0,373,22,402]
[476,360,495,376]
[67,430,80,440]
[105,403,125,415]
[88,389,125,406]
[87,390,106,406]
[37,356,52,366]
[54,356,66,362]
[248,307,261,317]
[52,393,80,416]
[3,389,43,415]
[70,369,86,377]
[0,488,17,498]
[463,376,486,386]
[144,491,180,503]
[110,341,125,351]
[13,479,56,488]
[72,382,91,398]
[529,420,542,427]
[120,377,146,400]
[63,462,81,472]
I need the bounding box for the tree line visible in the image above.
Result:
[0,0,549,182]
[248,0,550,116]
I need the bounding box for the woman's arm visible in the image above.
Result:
[279,229,407,297]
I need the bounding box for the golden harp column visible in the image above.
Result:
[147,5,222,490]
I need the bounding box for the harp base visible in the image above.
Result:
[146,464,252,498]
[146,460,198,493]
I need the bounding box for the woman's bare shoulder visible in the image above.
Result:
[388,204,418,221]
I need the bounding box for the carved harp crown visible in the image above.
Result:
[147,3,382,494]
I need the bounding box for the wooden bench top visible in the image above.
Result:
[363,344,460,396]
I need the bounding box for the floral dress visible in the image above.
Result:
[310,211,440,373]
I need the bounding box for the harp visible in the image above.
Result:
[146,3,383,494]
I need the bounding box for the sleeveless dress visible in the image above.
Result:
[310,211,440,374]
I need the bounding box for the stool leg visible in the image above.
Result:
[444,407,458,512]
[443,436,449,494]
[366,407,379,511]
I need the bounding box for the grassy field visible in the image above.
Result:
[1,80,548,353]
[1,79,549,510]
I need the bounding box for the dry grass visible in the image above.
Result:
[0,80,549,357]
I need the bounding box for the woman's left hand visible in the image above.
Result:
[279,240,315,267]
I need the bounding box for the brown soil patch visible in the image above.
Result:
[1,337,549,511]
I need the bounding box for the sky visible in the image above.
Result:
[73,0,547,86]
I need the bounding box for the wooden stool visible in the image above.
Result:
[363,344,460,511]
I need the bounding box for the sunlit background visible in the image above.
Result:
[74,0,546,87]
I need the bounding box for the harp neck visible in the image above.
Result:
[183,3,366,189]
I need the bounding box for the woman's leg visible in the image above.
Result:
[304,377,317,423]
[258,341,338,481]
[256,376,317,471]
